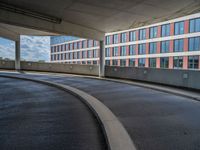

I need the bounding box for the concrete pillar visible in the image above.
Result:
[15,40,21,70]
[99,40,105,77]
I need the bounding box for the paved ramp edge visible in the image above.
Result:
[0,74,137,150]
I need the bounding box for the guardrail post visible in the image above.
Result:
[99,40,105,77]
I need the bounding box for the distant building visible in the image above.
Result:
[50,13,200,70]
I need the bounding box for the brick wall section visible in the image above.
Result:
[170,22,174,36]
[146,28,149,39]
[183,56,188,69]
[145,43,149,67]
[157,25,161,38]
[169,57,173,69]
[169,40,174,53]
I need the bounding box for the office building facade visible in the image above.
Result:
[50,13,200,70]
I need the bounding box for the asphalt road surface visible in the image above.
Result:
[0,77,106,150]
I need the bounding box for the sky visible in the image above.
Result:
[0,36,50,62]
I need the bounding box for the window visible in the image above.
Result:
[113,34,119,44]
[149,42,157,54]
[112,60,118,66]
[69,53,73,59]
[105,60,110,66]
[120,46,126,56]
[173,56,183,69]
[82,61,86,65]
[82,40,87,48]
[78,42,82,49]
[120,59,126,67]
[149,26,158,38]
[189,18,200,33]
[129,31,136,41]
[188,56,199,69]
[105,36,111,45]
[93,61,97,65]
[77,52,80,59]
[174,39,184,52]
[88,40,93,47]
[82,51,86,58]
[69,43,73,50]
[174,21,184,35]
[129,59,135,67]
[189,37,200,51]
[139,29,146,40]
[160,57,169,68]
[121,32,127,43]
[161,41,170,53]
[73,52,77,59]
[138,58,145,67]
[93,49,98,58]
[129,45,136,55]
[149,58,156,68]
[161,24,170,37]
[94,41,99,47]
[113,47,118,56]
[73,42,77,49]
[88,50,92,58]
[105,48,111,57]
[138,44,146,55]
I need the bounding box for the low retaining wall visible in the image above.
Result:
[105,66,200,90]
[0,60,99,76]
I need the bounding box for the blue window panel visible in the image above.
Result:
[129,31,136,41]
[121,33,127,43]
[161,24,170,37]
[150,26,158,38]
[120,46,126,56]
[113,47,118,56]
[149,42,157,54]
[139,29,146,40]
[189,37,200,51]
[138,44,146,54]
[190,18,200,33]
[138,58,146,67]
[113,34,119,44]
[129,45,136,55]
[174,39,184,52]
[174,21,184,35]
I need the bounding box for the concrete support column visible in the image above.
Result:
[99,40,105,77]
[15,40,21,70]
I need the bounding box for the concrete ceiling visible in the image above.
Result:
[0,0,200,40]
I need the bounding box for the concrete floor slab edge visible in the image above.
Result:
[0,74,137,150]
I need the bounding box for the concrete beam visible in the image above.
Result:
[0,9,105,40]
[0,25,19,41]
[15,40,20,70]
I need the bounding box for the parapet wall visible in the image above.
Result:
[105,66,200,90]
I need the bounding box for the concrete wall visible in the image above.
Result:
[0,60,99,76]
[105,66,200,90]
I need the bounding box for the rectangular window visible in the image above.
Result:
[69,53,73,59]
[121,32,127,43]
[161,24,170,37]
[139,29,146,40]
[189,37,200,51]
[88,50,92,58]
[113,34,119,44]
[174,21,184,35]
[174,39,184,52]
[82,51,86,58]
[113,47,118,56]
[129,59,135,67]
[77,51,80,59]
[93,61,97,65]
[94,41,99,47]
[73,42,77,49]
[149,42,157,54]
[189,18,200,33]
[69,43,73,50]
[173,56,183,69]
[78,42,82,49]
[149,58,156,68]
[129,31,136,41]
[93,49,98,58]
[138,58,145,67]
[82,61,86,65]
[105,36,111,45]
[112,60,118,66]
[105,48,111,57]
[105,60,110,66]
[129,45,136,55]
[120,46,126,56]
[120,59,126,67]
[88,40,93,47]
[161,41,170,53]
[138,44,146,55]
[160,57,169,68]
[188,56,199,69]
[149,26,158,38]
[82,40,87,48]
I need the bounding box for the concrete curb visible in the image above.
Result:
[0,74,137,150]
